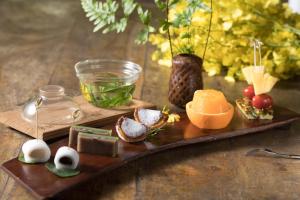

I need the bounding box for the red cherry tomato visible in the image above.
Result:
[243,85,255,99]
[261,94,273,108]
[252,94,273,109]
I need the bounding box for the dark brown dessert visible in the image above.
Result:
[68,126,112,149]
[77,132,118,157]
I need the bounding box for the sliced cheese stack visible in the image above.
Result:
[22,139,51,163]
[242,66,279,95]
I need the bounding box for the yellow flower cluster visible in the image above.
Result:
[149,0,300,81]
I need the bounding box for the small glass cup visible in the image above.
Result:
[22,85,83,126]
[75,59,142,108]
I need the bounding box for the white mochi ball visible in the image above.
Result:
[54,146,79,170]
[22,139,51,163]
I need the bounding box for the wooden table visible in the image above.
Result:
[0,0,299,199]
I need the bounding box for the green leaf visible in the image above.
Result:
[148,25,156,33]
[155,0,166,10]
[18,152,36,164]
[177,44,195,54]
[188,0,211,12]
[81,0,120,34]
[45,163,80,178]
[168,0,180,7]
[172,12,189,27]
[93,21,106,32]
[116,18,128,33]
[171,0,211,28]
[137,6,151,25]
[147,128,164,138]
[135,28,149,44]
[161,20,171,31]
[180,32,191,39]
[102,26,115,34]
[122,0,137,16]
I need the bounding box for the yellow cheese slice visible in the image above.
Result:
[242,66,254,84]
[263,73,279,93]
[252,66,265,95]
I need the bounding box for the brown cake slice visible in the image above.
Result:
[77,132,118,157]
[69,126,112,149]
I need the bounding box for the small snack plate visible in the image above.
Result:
[1,106,299,200]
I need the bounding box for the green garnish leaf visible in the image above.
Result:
[45,163,80,178]
[80,80,135,108]
[147,128,164,138]
[18,152,37,164]
[18,152,30,164]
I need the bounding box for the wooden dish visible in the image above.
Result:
[1,106,300,199]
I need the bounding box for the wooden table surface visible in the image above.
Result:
[0,0,299,199]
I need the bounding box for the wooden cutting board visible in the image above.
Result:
[0,96,154,140]
[1,106,299,199]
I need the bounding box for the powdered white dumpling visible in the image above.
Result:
[137,109,162,127]
[22,139,51,163]
[121,118,147,138]
[54,146,79,170]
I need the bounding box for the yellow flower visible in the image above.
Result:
[167,113,181,123]
[225,76,235,82]
[232,9,243,19]
[149,0,300,81]
[160,41,170,53]
[264,0,280,8]
[222,21,233,31]
[158,59,172,67]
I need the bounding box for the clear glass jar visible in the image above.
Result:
[75,59,142,108]
[22,85,83,126]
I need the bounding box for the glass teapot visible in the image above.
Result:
[22,85,83,126]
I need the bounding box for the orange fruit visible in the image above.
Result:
[186,89,234,129]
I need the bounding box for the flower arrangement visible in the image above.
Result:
[150,0,300,81]
[80,0,212,56]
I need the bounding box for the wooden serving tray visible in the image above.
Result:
[2,106,300,199]
[0,96,154,140]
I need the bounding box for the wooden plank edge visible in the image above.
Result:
[0,165,45,200]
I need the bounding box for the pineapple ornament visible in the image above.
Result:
[242,39,279,96]
[236,39,279,120]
